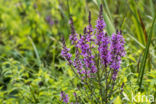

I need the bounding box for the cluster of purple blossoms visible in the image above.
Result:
[61,4,125,80]
[76,28,97,76]
[61,4,126,103]
[99,33,111,67]
[60,91,79,104]
[110,31,125,80]
[60,91,69,103]
[96,4,111,68]
[77,29,89,57]
[96,5,106,44]
[73,49,83,74]
[61,38,72,65]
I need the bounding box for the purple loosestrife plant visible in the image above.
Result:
[61,4,125,103]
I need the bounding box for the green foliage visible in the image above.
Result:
[0,59,78,103]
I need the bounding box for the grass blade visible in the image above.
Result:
[138,15,156,91]
[102,0,113,21]
[149,0,155,17]
[126,0,145,45]
[126,33,145,49]
[28,36,41,66]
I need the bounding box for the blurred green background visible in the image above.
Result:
[0,0,155,103]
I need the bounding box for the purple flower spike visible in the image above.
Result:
[96,4,106,44]
[73,48,83,74]
[110,31,125,80]
[83,55,97,73]
[99,33,111,67]
[77,28,97,74]
[73,92,77,97]
[116,31,126,57]
[112,69,118,81]
[69,17,78,45]
[86,11,93,42]
[99,4,103,20]
[78,33,89,57]
[60,91,69,103]
[61,37,72,65]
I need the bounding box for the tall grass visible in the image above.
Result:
[138,15,156,91]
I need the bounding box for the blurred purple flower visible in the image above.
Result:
[45,15,54,26]
[69,18,78,45]
[60,91,69,103]
[86,11,93,42]
[33,3,37,9]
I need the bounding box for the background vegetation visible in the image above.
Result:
[0,0,155,103]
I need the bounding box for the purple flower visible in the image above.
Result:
[99,33,111,67]
[112,69,118,81]
[77,28,90,57]
[33,3,37,9]
[61,37,72,65]
[83,55,97,73]
[73,92,77,97]
[61,4,125,83]
[78,35,89,57]
[95,5,106,44]
[86,11,93,42]
[77,28,97,74]
[45,15,54,26]
[95,4,111,68]
[73,49,83,74]
[73,92,79,104]
[69,18,78,45]
[60,91,69,103]
[110,31,125,80]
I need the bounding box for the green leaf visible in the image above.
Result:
[138,15,156,90]
[113,96,122,104]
